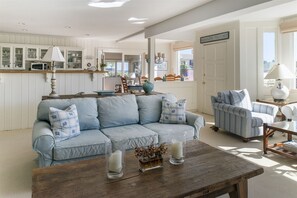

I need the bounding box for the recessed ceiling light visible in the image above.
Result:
[131,21,145,24]
[88,0,129,8]
[18,22,26,26]
[128,17,148,21]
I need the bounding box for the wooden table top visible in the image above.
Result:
[32,140,264,198]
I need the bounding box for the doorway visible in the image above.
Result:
[202,41,227,115]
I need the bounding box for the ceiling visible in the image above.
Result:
[1,0,297,42]
[0,0,212,41]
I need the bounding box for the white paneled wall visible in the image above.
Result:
[0,73,104,131]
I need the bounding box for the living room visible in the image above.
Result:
[1,0,297,197]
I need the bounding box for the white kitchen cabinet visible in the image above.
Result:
[0,46,12,69]
[13,47,25,69]
[0,45,25,69]
[66,49,83,69]
[26,47,38,60]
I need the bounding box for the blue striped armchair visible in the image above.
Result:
[211,89,278,141]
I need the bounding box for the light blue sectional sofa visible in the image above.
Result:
[32,94,205,167]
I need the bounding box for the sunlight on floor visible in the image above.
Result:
[236,148,262,153]
[218,146,237,151]
[237,153,279,167]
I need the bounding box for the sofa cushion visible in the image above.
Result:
[136,93,177,125]
[37,98,99,131]
[251,112,274,127]
[101,124,158,151]
[159,98,186,124]
[49,104,80,142]
[53,129,109,161]
[229,89,252,111]
[97,95,139,128]
[143,123,194,143]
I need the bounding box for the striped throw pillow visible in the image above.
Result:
[229,89,252,110]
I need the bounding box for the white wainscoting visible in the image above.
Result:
[154,81,198,111]
[0,73,104,131]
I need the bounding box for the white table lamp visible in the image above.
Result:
[42,46,65,97]
[264,63,295,101]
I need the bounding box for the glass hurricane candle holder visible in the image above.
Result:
[169,132,187,165]
[105,142,125,179]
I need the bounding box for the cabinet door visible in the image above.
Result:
[55,49,65,69]
[67,50,82,69]
[40,48,48,60]
[14,47,25,69]
[1,46,12,69]
[27,47,38,60]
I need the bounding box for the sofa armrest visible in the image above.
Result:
[32,120,55,166]
[252,102,278,117]
[213,103,252,118]
[281,103,297,120]
[186,111,205,139]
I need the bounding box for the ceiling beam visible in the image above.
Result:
[144,0,294,38]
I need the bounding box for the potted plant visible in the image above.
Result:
[100,63,107,71]
[180,65,188,77]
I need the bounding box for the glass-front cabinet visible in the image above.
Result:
[55,49,65,69]
[39,48,48,60]
[26,47,38,60]
[1,46,12,68]
[67,50,82,69]
[14,47,25,69]
[0,46,25,69]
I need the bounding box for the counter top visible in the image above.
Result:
[0,70,106,74]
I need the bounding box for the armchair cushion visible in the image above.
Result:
[217,90,231,104]
[251,112,274,127]
[229,89,252,110]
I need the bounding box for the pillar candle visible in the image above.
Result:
[108,150,122,173]
[171,141,183,159]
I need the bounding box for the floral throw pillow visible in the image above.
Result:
[49,104,80,142]
[159,98,186,124]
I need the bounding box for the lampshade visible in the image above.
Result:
[42,46,65,62]
[264,63,295,80]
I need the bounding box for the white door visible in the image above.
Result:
[202,42,227,115]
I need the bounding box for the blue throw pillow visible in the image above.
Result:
[159,98,186,124]
[49,104,80,142]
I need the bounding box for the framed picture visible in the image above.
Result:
[154,62,167,71]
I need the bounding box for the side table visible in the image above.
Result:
[263,121,297,159]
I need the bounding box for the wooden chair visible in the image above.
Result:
[174,75,181,81]
[140,76,148,85]
[121,77,128,93]
[154,77,163,81]
[166,74,175,81]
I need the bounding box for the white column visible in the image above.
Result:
[148,37,155,82]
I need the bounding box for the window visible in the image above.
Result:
[177,49,193,81]
[263,32,276,87]
[295,32,297,88]
[104,52,122,77]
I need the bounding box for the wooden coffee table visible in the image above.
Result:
[32,140,263,198]
[263,121,297,159]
